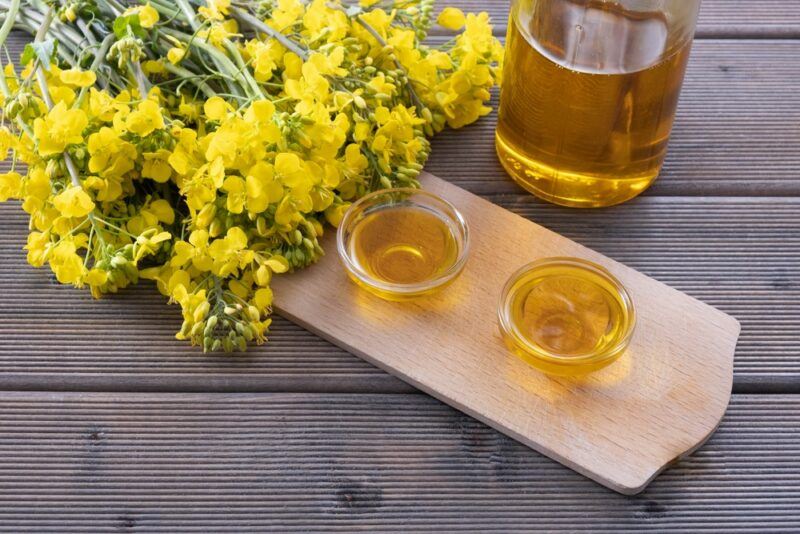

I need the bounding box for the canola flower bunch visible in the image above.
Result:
[0,0,502,351]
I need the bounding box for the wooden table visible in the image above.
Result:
[1,1,799,530]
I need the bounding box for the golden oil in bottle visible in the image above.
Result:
[496,0,694,207]
[347,205,460,295]
[499,258,635,376]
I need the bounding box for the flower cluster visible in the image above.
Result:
[0,0,502,351]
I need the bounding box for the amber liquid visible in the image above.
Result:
[503,263,632,375]
[496,0,693,207]
[513,274,622,357]
[349,205,459,286]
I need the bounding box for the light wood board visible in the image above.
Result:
[271,172,741,494]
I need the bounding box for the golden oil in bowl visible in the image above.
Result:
[498,258,635,376]
[337,188,469,301]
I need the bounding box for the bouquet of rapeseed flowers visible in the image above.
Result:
[0,0,502,351]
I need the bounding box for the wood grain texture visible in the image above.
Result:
[0,391,797,532]
[427,40,800,196]
[1,195,796,393]
[272,173,740,494]
[431,0,800,37]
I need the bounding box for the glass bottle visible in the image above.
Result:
[496,0,701,207]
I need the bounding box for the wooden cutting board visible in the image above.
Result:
[272,172,740,495]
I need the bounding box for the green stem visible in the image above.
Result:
[129,60,150,97]
[92,216,139,238]
[163,62,216,97]
[0,0,20,97]
[75,18,97,47]
[74,33,116,107]
[162,26,252,98]
[175,0,201,31]
[98,0,125,16]
[223,38,266,98]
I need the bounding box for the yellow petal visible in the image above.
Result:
[59,68,96,88]
[254,287,273,309]
[53,186,95,218]
[204,96,231,121]
[139,3,160,28]
[167,47,186,64]
[264,256,289,273]
[275,152,301,175]
[437,7,465,30]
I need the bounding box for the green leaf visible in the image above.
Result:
[20,40,58,69]
[113,13,145,39]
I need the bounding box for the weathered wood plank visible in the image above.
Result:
[1,196,798,392]
[432,0,800,38]
[427,40,800,196]
[0,392,797,531]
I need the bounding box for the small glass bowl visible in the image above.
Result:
[498,257,636,376]
[337,188,469,301]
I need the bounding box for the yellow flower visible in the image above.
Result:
[204,19,239,46]
[33,102,88,157]
[221,175,247,214]
[167,47,186,64]
[87,127,137,178]
[85,267,109,297]
[245,161,283,212]
[59,68,96,88]
[21,167,51,216]
[135,229,172,261]
[49,239,85,285]
[139,3,160,28]
[53,185,95,218]
[274,153,309,190]
[123,3,160,28]
[25,231,51,267]
[49,86,76,106]
[125,99,165,137]
[325,202,350,227]
[437,7,466,30]
[285,60,330,114]
[254,287,273,309]
[83,175,124,203]
[203,96,232,121]
[198,0,231,21]
[177,96,201,121]
[147,198,175,225]
[87,88,121,122]
[303,0,349,42]
[142,150,173,182]
[269,0,304,30]
[142,60,166,75]
[171,229,213,271]
[0,171,22,201]
[244,40,280,82]
[207,227,251,277]
[274,196,299,226]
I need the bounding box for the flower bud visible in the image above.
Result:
[196,204,217,228]
[209,218,223,237]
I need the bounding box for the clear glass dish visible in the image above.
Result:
[337,188,469,301]
[498,257,636,376]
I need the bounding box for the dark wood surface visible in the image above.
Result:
[0,392,798,532]
[1,0,799,530]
